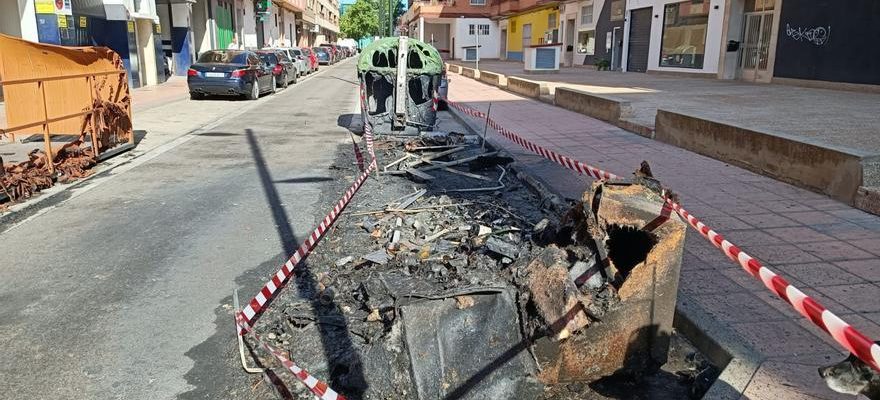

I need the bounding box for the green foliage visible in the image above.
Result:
[595,58,611,71]
[340,0,380,40]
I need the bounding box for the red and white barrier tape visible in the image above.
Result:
[446,98,880,372]
[448,100,618,181]
[236,314,346,400]
[358,81,377,165]
[238,161,376,334]
[669,200,880,372]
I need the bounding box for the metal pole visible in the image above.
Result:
[475,26,480,71]
[481,103,492,151]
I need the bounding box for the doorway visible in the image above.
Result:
[611,26,623,70]
[500,29,507,60]
[626,7,651,72]
[738,11,774,81]
[522,23,532,53]
[564,18,575,66]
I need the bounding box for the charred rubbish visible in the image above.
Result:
[249,128,715,399]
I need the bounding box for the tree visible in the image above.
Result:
[340,0,380,40]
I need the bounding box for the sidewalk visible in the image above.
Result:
[453,60,880,155]
[449,74,880,399]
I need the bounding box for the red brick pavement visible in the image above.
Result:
[448,74,880,399]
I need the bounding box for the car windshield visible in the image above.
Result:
[291,49,302,56]
[258,53,278,64]
[198,50,247,64]
[313,48,325,54]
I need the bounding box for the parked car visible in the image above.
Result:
[269,47,308,77]
[313,47,332,65]
[320,44,338,63]
[187,49,275,100]
[335,45,347,58]
[301,47,319,72]
[288,47,313,74]
[257,50,296,88]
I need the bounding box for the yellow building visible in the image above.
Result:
[503,6,560,61]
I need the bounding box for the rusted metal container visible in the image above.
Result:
[0,33,132,173]
[533,179,687,383]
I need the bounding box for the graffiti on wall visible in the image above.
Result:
[785,24,831,46]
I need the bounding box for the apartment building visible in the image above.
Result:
[401,0,499,60]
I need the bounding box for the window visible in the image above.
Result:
[577,30,595,54]
[660,1,710,69]
[469,24,490,35]
[510,21,516,33]
[548,12,557,29]
[581,4,593,25]
[609,0,624,21]
[471,0,486,5]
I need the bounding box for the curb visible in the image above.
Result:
[447,102,762,399]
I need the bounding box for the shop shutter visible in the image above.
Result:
[627,7,651,72]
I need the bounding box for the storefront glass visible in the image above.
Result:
[577,30,594,54]
[659,1,710,69]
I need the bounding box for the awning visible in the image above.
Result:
[71,0,128,20]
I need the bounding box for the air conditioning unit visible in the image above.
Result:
[311,24,320,33]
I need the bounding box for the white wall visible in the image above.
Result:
[453,18,499,59]
[624,0,727,74]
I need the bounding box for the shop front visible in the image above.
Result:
[503,5,560,62]
[624,0,726,75]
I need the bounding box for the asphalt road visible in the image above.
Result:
[0,58,361,399]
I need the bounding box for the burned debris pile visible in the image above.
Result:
[251,130,710,399]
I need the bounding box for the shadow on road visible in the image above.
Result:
[244,128,368,398]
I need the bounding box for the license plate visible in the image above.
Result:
[205,72,225,78]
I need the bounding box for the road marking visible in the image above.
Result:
[1,60,355,234]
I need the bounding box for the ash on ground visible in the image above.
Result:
[249,126,719,399]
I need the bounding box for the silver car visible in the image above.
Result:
[270,47,311,77]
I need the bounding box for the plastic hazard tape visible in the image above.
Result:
[238,160,376,334]
[446,98,880,372]
[669,201,880,372]
[358,82,378,166]
[447,100,618,181]
[235,314,346,400]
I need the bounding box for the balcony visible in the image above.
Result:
[497,0,519,14]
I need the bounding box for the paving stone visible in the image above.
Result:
[774,262,865,287]
[796,240,875,262]
[834,259,880,282]
[814,283,880,313]
[729,320,838,357]
[736,213,801,229]
[742,361,851,400]
[763,227,834,243]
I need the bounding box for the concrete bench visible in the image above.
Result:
[553,87,633,124]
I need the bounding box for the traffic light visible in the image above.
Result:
[255,0,270,14]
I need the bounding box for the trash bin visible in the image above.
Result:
[358,36,444,135]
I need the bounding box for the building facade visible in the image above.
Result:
[1,0,339,86]
[402,0,498,60]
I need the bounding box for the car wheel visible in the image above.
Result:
[247,81,259,100]
[291,70,298,84]
[281,73,289,89]
[269,76,277,94]
[190,92,203,100]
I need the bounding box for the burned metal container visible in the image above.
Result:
[528,179,687,384]
[358,37,443,135]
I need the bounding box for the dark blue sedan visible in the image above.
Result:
[187,50,276,100]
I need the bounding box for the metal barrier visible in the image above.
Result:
[0,33,132,175]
